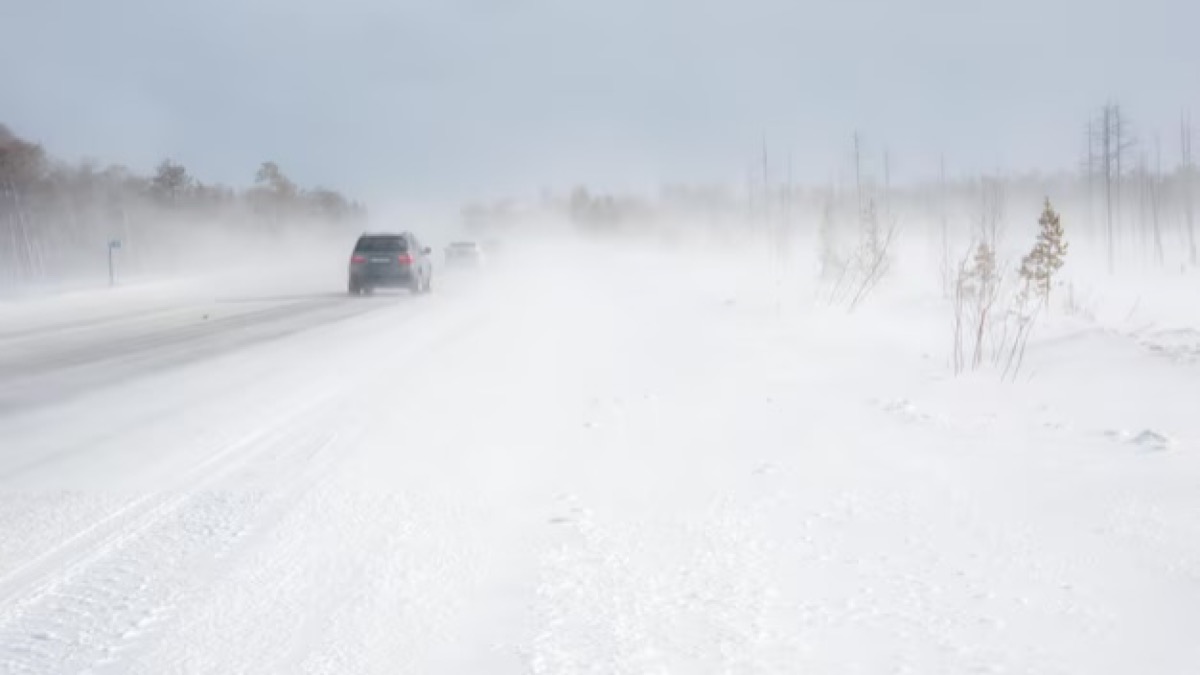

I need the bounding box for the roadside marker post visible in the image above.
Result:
[108,239,122,287]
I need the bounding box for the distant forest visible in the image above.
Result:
[0,124,367,289]
[7,103,1200,291]
[465,106,1199,276]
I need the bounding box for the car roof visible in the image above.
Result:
[359,232,409,238]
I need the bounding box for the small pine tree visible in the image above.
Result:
[1019,198,1068,307]
[952,241,1001,373]
[972,242,998,293]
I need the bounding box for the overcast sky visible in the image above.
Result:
[2,0,1198,203]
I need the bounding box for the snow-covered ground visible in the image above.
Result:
[1,238,1198,674]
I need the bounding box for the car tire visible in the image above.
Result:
[348,280,360,295]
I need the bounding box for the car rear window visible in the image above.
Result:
[355,236,407,253]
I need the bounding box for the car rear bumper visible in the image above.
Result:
[351,269,416,287]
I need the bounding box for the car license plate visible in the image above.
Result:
[370,258,390,263]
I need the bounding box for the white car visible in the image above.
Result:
[444,241,485,268]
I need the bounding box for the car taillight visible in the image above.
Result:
[397,253,414,265]
[350,254,366,264]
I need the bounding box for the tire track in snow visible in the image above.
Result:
[0,391,322,599]
[0,387,348,674]
[0,305,187,344]
[155,490,481,675]
[0,292,445,481]
[0,295,405,416]
[135,303,502,674]
[0,290,488,673]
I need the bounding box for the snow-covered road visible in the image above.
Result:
[1,243,1198,674]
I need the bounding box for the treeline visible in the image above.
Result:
[467,163,1197,271]
[462,104,1200,273]
[0,124,367,289]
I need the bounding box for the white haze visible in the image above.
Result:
[2,1,1200,673]
[2,234,1200,672]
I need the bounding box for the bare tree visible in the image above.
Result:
[1150,136,1165,265]
[968,243,1000,370]
[782,152,793,261]
[1132,143,1164,266]
[1183,113,1197,266]
[952,249,970,374]
[938,154,954,297]
[1091,103,1136,273]
[760,133,770,239]
[1084,119,1096,231]
[1100,105,1115,272]
[978,175,1006,251]
[853,131,864,218]
[0,130,48,282]
[151,159,191,207]
[818,188,841,280]
[1114,105,1133,228]
[846,200,898,310]
[254,161,296,198]
[882,146,892,216]
[252,161,299,229]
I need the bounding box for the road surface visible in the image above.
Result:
[1,245,1198,674]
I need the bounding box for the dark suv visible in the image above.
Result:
[348,232,433,295]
